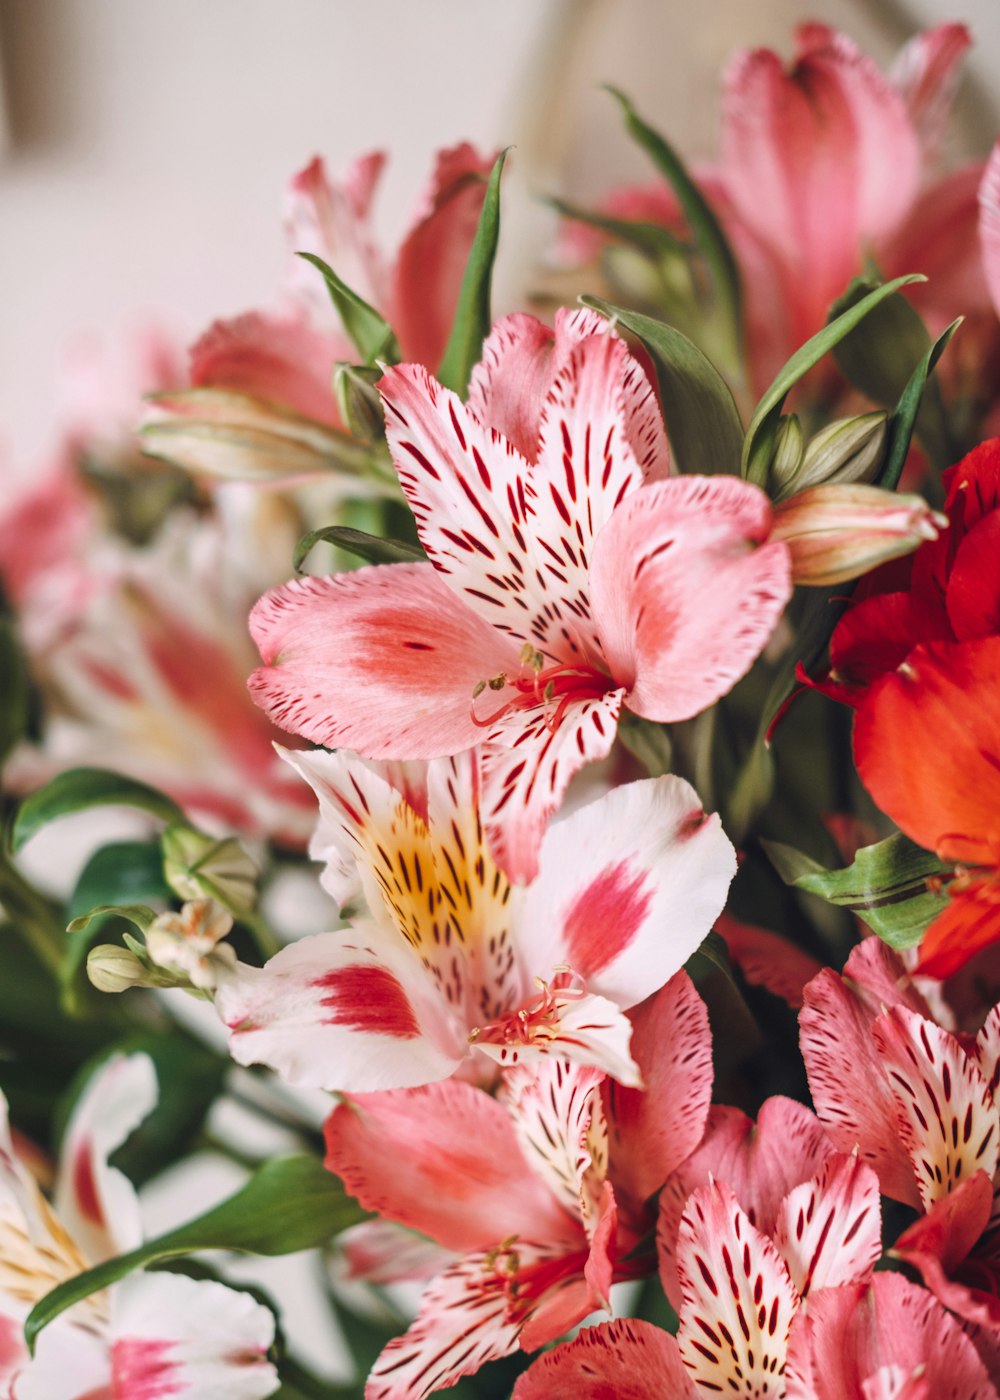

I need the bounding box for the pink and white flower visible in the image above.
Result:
[323,972,713,1399]
[248,309,790,879]
[215,747,734,1089]
[0,1054,278,1399]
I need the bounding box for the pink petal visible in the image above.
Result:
[785,1274,999,1400]
[189,311,345,426]
[336,1220,451,1285]
[716,914,823,1008]
[56,1053,158,1263]
[658,1098,831,1306]
[800,945,925,1208]
[981,143,1000,318]
[885,164,991,327]
[589,476,791,721]
[477,688,623,884]
[503,1060,607,1227]
[871,1005,998,1212]
[389,143,497,368]
[773,1153,882,1295]
[605,973,713,1207]
[324,1080,579,1252]
[109,1271,277,1399]
[465,313,562,460]
[519,1180,617,1351]
[283,151,389,316]
[891,1172,998,1330]
[889,23,971,169]
[675,1180,798,1398]
[976,1002,1000,1103]
[15,1322,110,1400]
[519,775,735,1009]
[249,563,520,757]
[722,30,921,344]
[214,927,464,1092]
[511,1319,697,1400]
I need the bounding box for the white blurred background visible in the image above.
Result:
[0,0,998,470]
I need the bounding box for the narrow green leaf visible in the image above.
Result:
[437,150,508,395]
[582,297,744,474]
[547,195,691,262]
[11,769,185,854]
[0,616,30,770]
[830,276,931,408]
[606,87,743,368]
[763,832,950,949]
[742,275,926,486]
[880,319,961,491]
[294,525,425,573]
[26,1154,365,1351]
[297,253,401,366]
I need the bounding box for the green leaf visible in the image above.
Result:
[830,276,931,407]
[880,319,961,491]
[742,274,926,487]
[547,195,691,262]
[294,525,425,573]
[66,903,158,936]
[11,768,185,854]
[297,253,401,366]
[62,841,171,1015]
[436,150,508,395]
[26,1154,366,1351]
[581,298,744,474]
[607,87,743,370]
[617,714,673,777]
[763,832,950,948]
[0,615,30,771]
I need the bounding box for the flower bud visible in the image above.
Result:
[162,827,258,914]
[333,363,385,445]
[794,412,888,493]
[145,898,237,991]
[770,483,947,587]
[86,944,150,994]
[767,414,805,496]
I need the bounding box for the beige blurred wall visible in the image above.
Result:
[1,0,997,468]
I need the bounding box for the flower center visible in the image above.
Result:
[470,647,613,732]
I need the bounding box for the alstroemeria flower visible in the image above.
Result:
[0,1053,278,1399]
[249,309,790,879]
[801,938,1000,1347]
[215,747,734,1088]
[324,973,713,1399]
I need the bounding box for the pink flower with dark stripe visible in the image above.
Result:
[248,308,791,881]
[215,748,734,1090]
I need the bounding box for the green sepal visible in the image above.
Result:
[25,1154,366,1352]
[294,525,425,573]
[297,252,401,366]
[581,297,744,474]
[0,615,30,772]
[606,87,743,371]
[763,832,951,949]
[66,903,158,937]
[742,274,926,487]
[11,769,185,854]
[880,318,962,491]
[436,150,508,395]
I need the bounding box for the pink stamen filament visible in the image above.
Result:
[470,662,612,731]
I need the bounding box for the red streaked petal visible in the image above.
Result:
[605,973,713,1207]
[390,143,496,369]
[478,688,623,884]
[214,929,464,1092]
[503,1059,607,1229]
[658,1098,830,1307]
[976,1003,1000,1104]
[872,1005,998,1211]
[785,1274,1000,1400]
[249,563,519,757]
[325,1080,578,1252]
[589,476,791,721]
[773,1153,881,1296]
[800,952,926,1208]
[675,1180,797,1398]
[512,1318,696,1400]
[889,23,971,166]
[520,774,735,1006]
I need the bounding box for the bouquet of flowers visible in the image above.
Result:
[3,18,1000,1399]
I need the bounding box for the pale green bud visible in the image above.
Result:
[87,944,150,994]
[162,827,258,914]
[767,415,805,497]
[334,362,385,445]
[795,411,888,493]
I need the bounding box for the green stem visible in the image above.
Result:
[0,849,65,974]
